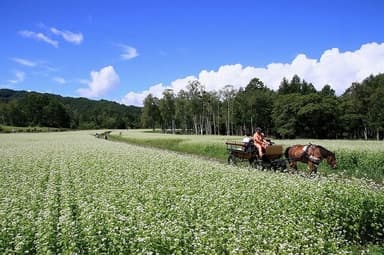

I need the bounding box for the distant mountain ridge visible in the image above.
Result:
[0,89,142,129]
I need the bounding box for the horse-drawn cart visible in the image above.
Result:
[225,141,287,171]
[95,130,112,139]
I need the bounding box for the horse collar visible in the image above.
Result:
[302,144,311,153]
[301,144,318,163]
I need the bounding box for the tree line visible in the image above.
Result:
[141,73,384,140]
[0,89,141,129]
[1,73,383,139]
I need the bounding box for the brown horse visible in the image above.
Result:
[284,144,337,175]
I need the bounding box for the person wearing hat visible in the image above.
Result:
[253,127,269,158]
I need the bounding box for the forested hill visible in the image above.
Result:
[0,89,141,129]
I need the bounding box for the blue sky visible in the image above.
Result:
[1,0,384,106]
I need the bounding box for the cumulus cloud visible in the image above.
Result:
[77,66,120,97]
[50,27,83,44]
[19,30,58,47]
[118,44,139,60]
[120,41,384,106]
[121,83,168,106]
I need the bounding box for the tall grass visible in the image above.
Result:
[111,130,384,183]
[110,132,228,160]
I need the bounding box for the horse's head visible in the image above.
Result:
[327,153,337,169]
[316,145,337,169]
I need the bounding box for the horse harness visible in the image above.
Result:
[301,144,321,165]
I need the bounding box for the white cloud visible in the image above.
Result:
[8,71,25,84]
[53,77,66,84]
[77,66,120,97]
[11,57,37,67]
[120,41,384,106]
[19,30,58,48]
[120,92,147,106]
[50,27,83,44]
[118,44,139,60]
[121,83,168,106]
[120,77,199,106]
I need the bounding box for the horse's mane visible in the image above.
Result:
[314,144,334,156]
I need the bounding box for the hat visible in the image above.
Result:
[255,127,262,132]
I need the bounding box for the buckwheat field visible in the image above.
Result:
[1,131,383,254]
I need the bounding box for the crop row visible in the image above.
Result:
[0,132,383,254]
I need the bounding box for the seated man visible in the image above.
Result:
[253,127,270,158]
[242,132,252,144]
[242,133,253,152]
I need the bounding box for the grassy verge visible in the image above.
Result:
[110,131,384,183]
[329,150,384,183]
[110,134,228,162]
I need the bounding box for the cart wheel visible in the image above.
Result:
[228,154,237,165]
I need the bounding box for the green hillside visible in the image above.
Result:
[0,89,141,129]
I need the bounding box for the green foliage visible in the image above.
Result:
[340,74,384,139]
[141,94,161,130]
[332,150,384,182]
[235,78,274,134]
[272,93,302,138]
[159,89,176,131]
[0,89,141,129]
[277,75,316,95]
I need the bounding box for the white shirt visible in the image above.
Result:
[242,137,251,143]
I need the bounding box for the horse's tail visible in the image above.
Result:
[284,146,291,162]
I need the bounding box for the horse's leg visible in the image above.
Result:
[289,160,298,173]
[308,162,314,176]
[308,162,319,177]
[314,165,318,175]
